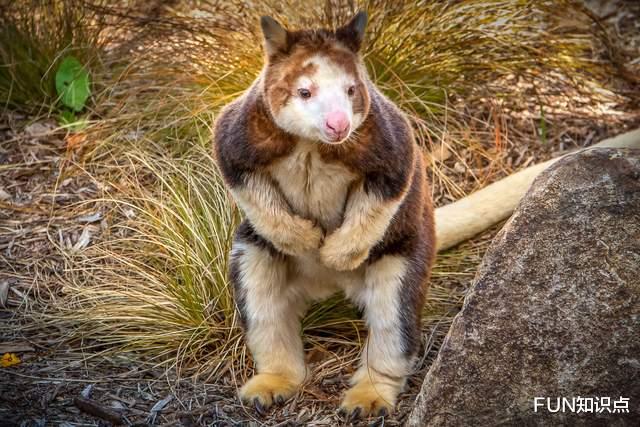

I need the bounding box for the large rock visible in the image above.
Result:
[408,148,640,426]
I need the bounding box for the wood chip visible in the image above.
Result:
[81,384,94,399]
[71,227,92,252]
[77,211,103,223]
[0,187,11,201]
[150,394,173,413]
[0,342,34,353]
[0,280,10,308]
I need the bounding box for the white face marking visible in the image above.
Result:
[273,54,365,144]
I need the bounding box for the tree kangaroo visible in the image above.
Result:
[213,11,436,418]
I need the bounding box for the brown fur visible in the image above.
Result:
[214,13,435,418]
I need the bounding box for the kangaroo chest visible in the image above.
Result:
[268,141,356,231]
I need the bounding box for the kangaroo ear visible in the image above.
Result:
[260,16,289,56]
[337,11,367,52]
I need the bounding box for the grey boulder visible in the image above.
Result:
[408,148,640,426]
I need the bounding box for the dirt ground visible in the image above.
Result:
[2,1,639,426]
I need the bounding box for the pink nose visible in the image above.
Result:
[325,111,350,140]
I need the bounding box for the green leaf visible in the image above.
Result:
[55,57,90,112]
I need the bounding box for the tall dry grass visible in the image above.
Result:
[44,148,243,378]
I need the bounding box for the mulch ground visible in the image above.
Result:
[2,0,640,426]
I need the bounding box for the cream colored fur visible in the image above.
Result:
[268,139,356,231]
[235,240,410,413]
[339,255,411,414]
[436,129,640,251]
[231,172,323,255]
[233,242,307,406]
[235,141,414,413]
[319,181,405,271]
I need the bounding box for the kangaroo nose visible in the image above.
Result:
[325,111,350,139]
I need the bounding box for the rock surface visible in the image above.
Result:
[408,148,640,426]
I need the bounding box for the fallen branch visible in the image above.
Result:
[73,397,124,425]
[435,128,640,251]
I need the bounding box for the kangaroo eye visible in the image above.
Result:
[298,88,311,99]
[347,85,355,96]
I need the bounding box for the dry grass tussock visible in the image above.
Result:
[2,0,637,386]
